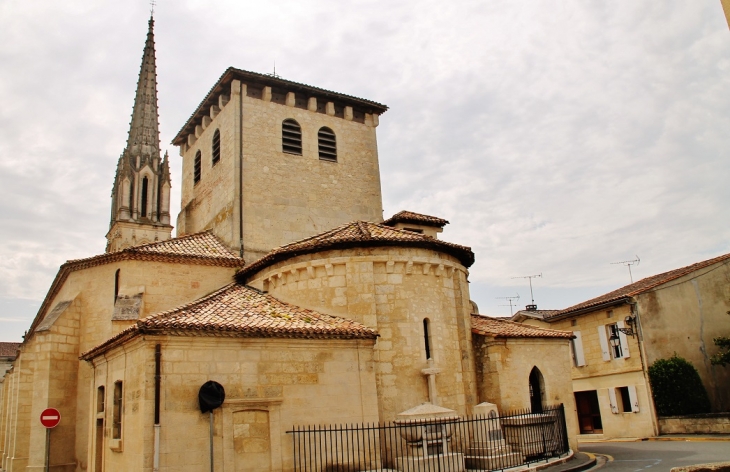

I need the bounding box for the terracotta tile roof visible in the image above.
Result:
[173,67,388,145]
[0,342,21,358]
[549,252,730,319]
[236,221,474,280]
[25,232,243,342]
[471,314,574,339]
[382,211,449,228]
[510,310,559,322]
[81,284,377,360]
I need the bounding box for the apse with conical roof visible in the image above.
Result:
[107,16,172,253]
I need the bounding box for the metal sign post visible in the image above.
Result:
[198,381,225,472]
[40,408,61,472]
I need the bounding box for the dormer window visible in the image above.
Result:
[212,129,220,165]
[318,127,337,161]
[194,151,202,184]
[282,119,302,155]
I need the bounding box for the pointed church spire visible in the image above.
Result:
[126,16,161,158]
[106,16,172,253]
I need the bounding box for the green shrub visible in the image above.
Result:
[710,336,730,367]
[648,354,711,416]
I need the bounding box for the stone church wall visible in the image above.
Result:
[178,80,384,262]
[245,246,478,422]
[472,335,578,451]
[89,336,378,472]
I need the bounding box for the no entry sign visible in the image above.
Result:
[40,408,61,429]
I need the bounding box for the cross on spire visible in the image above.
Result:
[150,0,157,16]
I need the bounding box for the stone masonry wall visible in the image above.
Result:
[90,336,378,472]
[245,246,478,422]
[177,81,384,262]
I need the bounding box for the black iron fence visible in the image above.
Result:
[287,404,569,471]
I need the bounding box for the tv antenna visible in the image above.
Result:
[496,294,520,316]
[611,256,640,283]
[267,61,281,79]
[511,273,542,309]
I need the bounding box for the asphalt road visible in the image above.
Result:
[580,441,730,471]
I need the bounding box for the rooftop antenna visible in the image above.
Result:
[611,256,640,283]
[497,294,520,316]
[511,273,542,310]
[267,61,280,79]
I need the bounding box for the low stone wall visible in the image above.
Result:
[670,462,730,472]
[658,413,730,434]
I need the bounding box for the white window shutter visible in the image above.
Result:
[572,331,586,366]
[617,320,630,358]
[628,385,640,413]
[598,326,611,361]
[607,388,619,414]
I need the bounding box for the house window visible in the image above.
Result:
[607,324,623,359]
[618,387,632,412]
[608,385,640,414]
[318,127,337,161]
[112,381,123,439]
[212,129,221,165]
[282,119,302,155]
[194,151,202,184]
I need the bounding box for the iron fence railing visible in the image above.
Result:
[287,404,569,472]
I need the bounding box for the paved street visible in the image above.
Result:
[580,441,730,471]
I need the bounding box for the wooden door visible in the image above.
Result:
[574,391,603,434]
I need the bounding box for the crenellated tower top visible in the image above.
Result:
[106,16,172,253]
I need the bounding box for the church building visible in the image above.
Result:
[0,16,578,472]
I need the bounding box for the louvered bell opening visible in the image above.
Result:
[212,130,221,165]
[318,127,337,161]
[194,151,202,184]
[282,120,302,155]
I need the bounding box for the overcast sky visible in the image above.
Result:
[1,1,729,341]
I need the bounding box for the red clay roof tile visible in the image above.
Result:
[382,210,449,227]
[471,314,573,339]
[80,284,377,360]
[236,220,473,280]
[550,252,730,318]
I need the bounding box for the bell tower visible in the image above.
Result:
[106,16,172,252]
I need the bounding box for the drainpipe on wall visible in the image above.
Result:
[153,344,161,472]
[630,299,660,436]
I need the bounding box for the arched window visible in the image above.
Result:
[141,176,149,217]
[318,127,337,161]
[114,269,120,303]
[212,129,221,165]
[194,151,202,184]
[529,367,545,413]
[423,318,432,360]
[282,119,302,155]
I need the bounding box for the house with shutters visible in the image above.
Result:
[513,252,730,439]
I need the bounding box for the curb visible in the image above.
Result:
[579,436,730,443]
[532,452,596,472]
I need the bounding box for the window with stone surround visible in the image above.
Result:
[423,318,432,360]
[194,151,202,184]
[318,127,337,161]
[212,129,221,166]
[282,119,302,155]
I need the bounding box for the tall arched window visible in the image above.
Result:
[282,119,302,155]
[114,269,120,303]
[318,127,337,161]
[194,151,202,184]
[212,129,221,165]
[529,367,545,413]
[423,318,432,360]
[141,176,149,217]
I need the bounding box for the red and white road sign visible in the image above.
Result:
[40,408,61,428]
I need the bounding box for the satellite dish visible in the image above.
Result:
[198,381,225,413]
